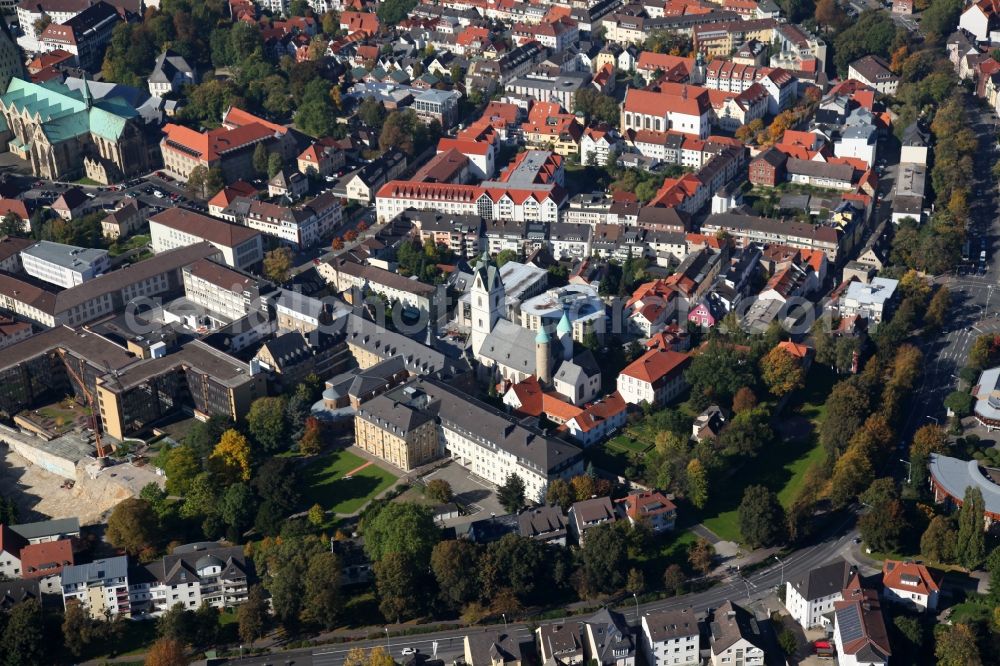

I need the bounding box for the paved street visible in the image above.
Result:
[901,102,1000,440]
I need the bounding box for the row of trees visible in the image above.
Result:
[354,495,721,626]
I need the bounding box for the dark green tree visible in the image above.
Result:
[497,472,526,513]
[738,485,786,548]
[363,502,439,566]
[955,486,986,569]
[579,523,628,595]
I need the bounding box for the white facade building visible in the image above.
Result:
[20,241,109,288]
[642,609,700,666]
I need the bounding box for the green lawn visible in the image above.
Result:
[109,233,151,258]
[608,435,652,455]
[699,366,835,542]
[302,449,399,514]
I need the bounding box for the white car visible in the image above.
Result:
[153,190,164,198]
[401,648,418,656]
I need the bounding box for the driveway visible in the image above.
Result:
[422,461,505,528]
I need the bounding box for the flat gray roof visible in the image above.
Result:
[929,453,1000,515]
[21,240,107,271]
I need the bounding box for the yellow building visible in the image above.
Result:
[354,389,442,471]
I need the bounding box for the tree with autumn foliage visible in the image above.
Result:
[299,416,323,455]
[145,638,187,666]
[209,429,252,482]
[969,333,1000,370]
[760,346,805,397]
[732,387,758,413]
[332,237,344,250]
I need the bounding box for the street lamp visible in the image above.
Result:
[502,613,507,631]
[900,459,912,484]
[774,555,785,587]
[385,627,390,652]
[926,415,939,424]
[633,592,640,623]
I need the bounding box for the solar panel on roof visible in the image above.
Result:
[837,606,864,643]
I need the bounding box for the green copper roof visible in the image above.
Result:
[535,326,550,344]
[0,77,135,142]
[557,311,572,335]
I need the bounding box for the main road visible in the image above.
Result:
[221,518,862,666]
[905,100,1000,439]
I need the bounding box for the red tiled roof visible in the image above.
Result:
[162,123,274,162]
[777,340,812,359]
[636,51,695,74]
[617,490,677,521]
[620,348,690,383]
[222,107,287,135]
[19,539,73,580]
[882,560,940,596]
[571,391,627,432]
[624,87,710,117]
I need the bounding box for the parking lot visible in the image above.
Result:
[422,461,505,528]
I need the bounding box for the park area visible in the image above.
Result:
[301,448,399,515]
[589,366,836,544]
[697,367,835,542]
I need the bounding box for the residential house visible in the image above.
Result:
[563,391,628,447]
[19,539,74,593]
[568,496,616,545]
[464,630,523,666]
[833,578,891,666]
[615,491,677,533]
[583,608,636,666]
[537,622,585,665]
[959,0,1000,42]
[617,348,690,407]
[518,506,569,545]
[0,524,26,579]
[148,50,196,96]
[130,543,251,617]
[101,200,143,239]
[641,608,699,666]
[709,601,766,666]
[881,560,940,612]
[848,56,899,95]
[785,558,855,629]
[344,148,408,203]
[297,138,346,177]
[838,277,898,324]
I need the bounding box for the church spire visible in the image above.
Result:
[81,72,91,108]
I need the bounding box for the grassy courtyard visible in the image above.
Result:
[301,449,399,515]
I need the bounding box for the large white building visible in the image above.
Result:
[375,181,565,225]
[621,86,711,139]
[617,348,690,407]
[20,240,109,288]
[150,208,264,271]
[784,559,854,629]
[220,191,342,249]
[641,609,700,666]
[130,544,251,617]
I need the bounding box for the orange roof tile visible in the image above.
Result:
[620,348,690,383]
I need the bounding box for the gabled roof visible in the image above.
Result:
[150,208,260,249]
[882,560,940,596]
[789,558,854,601]
[19,539,73,579]
[710,600,766,654]
[0,524,27,559]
